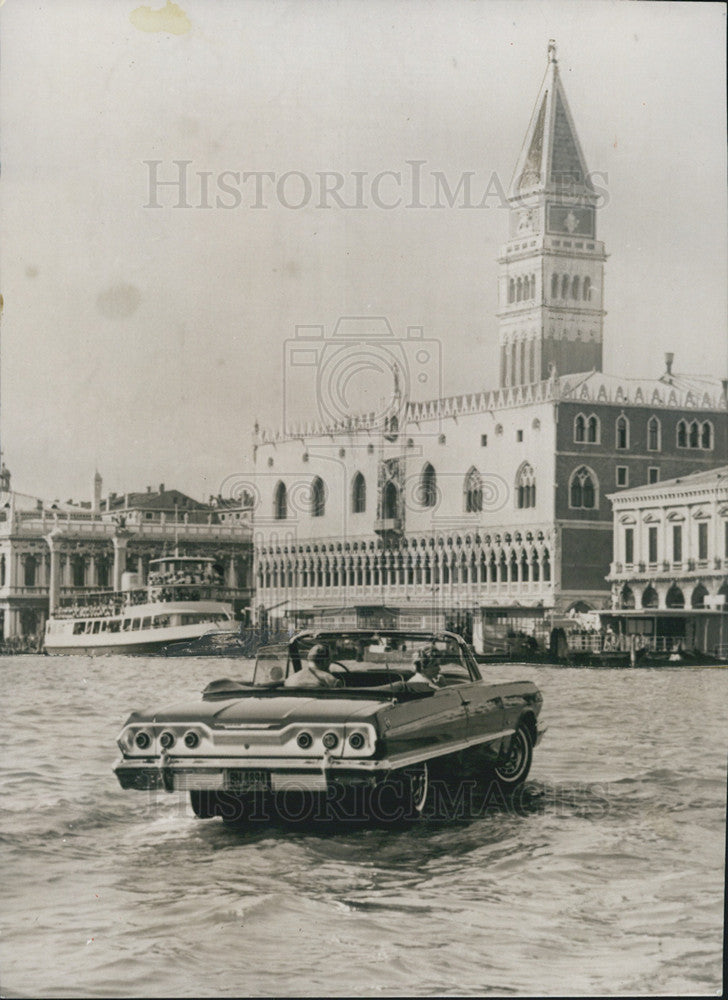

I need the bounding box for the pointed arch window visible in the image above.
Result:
[571,275,580,299]
[311,477,326,517]
[701,421,713,449]
[583,277,591,301]
[561,274,569,299]
[516,462,536,509]
[574,413,586,443]
[587,415,599,443]
[530,274,536,298]
[688,420,699,448]
[419,463,437,508]
[464,467,483,513]
[528,340,536,383]
[677,419,687,448]
[274,481,287,520]
[616,414,629,450]
[508,278,515,304]
[516,276,523,302]
[351,472,366,514]
[647,416,661,452]
[383,480,399,519]
[569,466,598,510]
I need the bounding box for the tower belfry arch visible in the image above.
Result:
[497,41,607,387]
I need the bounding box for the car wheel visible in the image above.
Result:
[189,790,218,819]
[189,790,255,824]
[375,763,429,822]
[408,763,429,815]
[493,726,533,789]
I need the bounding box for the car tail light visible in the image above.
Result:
[160,731,175,750]
[296,731,313,750]
[184,731,200,749]
[322,731,339,750]
[135,731,151,750]
[348,732,365,750]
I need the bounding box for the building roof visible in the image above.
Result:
[557,370,727,410]
[609,464,728,502]
[509,41,594,201]
[103,488,207,512]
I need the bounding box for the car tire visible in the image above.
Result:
[493,725,533,789]
[189,790,254,824]
[189,790,218,819]
[374,763,429,823]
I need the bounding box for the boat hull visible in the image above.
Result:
[45,601,235,656]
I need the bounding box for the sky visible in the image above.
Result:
[1,0,726,504]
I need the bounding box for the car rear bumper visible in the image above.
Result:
[114,726,517,793]
[115,757,385,793]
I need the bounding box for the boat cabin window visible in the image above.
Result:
[73,622,85,635]
[122,619,131,631]
[92,621,101,634]
[141,617,152,629]
[108,620,120,633]
[131,619,141,631]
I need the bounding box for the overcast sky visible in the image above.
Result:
[1,0,726,504]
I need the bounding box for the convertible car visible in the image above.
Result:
[114,629,546,823]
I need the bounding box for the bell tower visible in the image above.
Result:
[497,41,606,387]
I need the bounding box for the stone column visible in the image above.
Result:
[45,535,61,615]
[6,607,20,639]
[112,536,128,591]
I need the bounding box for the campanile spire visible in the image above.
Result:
[496,45,607,387]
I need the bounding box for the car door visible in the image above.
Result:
[381,687,468,765]
[452,655,506,750]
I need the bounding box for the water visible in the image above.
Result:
[1,655,725,997]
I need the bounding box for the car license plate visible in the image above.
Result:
[224,769,271,792]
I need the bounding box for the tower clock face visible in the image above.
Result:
[547,204,595,238]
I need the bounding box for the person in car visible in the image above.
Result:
[408,647,443,689]
[284,643,343,688]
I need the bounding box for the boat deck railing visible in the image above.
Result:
[54,583,250,619]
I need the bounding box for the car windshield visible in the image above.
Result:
[250,632,475,690]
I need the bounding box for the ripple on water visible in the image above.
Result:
[0,655,725,997]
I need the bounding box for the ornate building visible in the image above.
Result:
[251,44,728,651]
[0,475,253,643]
[606,466,728,655]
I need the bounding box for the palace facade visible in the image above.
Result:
[251,44,727,650]
[0,474,253,642]
[604,466,728,656]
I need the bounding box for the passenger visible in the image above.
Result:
[284,643,343,688]
[408,647,442,689]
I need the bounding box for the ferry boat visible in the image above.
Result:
[44,556,238,655]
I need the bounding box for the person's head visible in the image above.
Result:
[307,643,331,671]
[413,645,439,680]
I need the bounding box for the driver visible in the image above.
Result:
[408,646,442,689]
[284,643,343,688]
